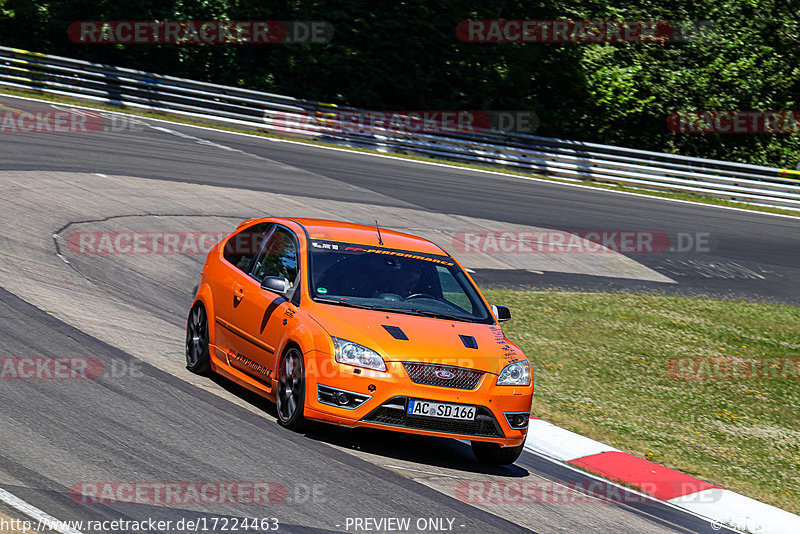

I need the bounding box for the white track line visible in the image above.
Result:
[2,91,798,221]
[0,487,84,534]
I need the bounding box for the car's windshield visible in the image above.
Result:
[308,240,492,323]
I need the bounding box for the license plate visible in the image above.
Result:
[406,399,476,421]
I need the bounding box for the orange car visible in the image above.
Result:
[186,217,533,464]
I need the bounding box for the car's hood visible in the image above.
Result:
[308,302,525,375]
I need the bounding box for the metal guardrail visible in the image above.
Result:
[0,45,798,210]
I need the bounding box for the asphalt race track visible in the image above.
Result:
[1,94,791,533]
[2,96,798,304]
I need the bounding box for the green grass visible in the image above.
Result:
[484,289,800,514]
[1,85,798,218]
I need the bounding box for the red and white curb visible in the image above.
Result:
[524,419,800,534]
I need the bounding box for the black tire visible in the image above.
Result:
[185,303,210,375]
[276,346,306,431]
[471,441,524,465]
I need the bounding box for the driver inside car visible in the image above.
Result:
[369,258,425,300]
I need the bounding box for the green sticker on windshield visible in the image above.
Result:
[317,287,328,294]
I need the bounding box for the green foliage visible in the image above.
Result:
[0,0,798,167]
[0,0,13,19]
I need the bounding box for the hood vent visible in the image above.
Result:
[459,335,478,349]
[382,325,409,340]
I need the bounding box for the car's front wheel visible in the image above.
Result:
[471,441,524,465]
[276,346,306,430]
[186,303,210,375]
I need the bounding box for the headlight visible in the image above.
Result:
[332,337,387,371]
[497,360,531,386]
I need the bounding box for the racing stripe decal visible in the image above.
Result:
[260,296,287,333]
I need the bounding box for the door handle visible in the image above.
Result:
[233,282,244,302]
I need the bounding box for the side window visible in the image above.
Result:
[251,227,299,284]
[223,223,273,272]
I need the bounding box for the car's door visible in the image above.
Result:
[212,222,273,362]
[226,225,301,387]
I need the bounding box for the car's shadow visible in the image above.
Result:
[208,373,528,478]
[304,423,529,478]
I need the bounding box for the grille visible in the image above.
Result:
[362,397,503,438]
[402,362,484,390]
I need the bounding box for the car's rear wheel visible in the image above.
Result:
[276,346,306,430]
[186,303,210,374]
[471,441,524,465]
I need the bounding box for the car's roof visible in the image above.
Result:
[267,217,448,256]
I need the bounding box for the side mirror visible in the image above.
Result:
[492,304,512,322]
[261,276,290,294]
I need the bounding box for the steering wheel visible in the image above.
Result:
[405,293,437,301]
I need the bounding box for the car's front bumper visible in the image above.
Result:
[303,352,533,447]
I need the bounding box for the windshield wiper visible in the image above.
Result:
[314,297,381,310]
[382,307,476,322]
[415,310,476,322]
